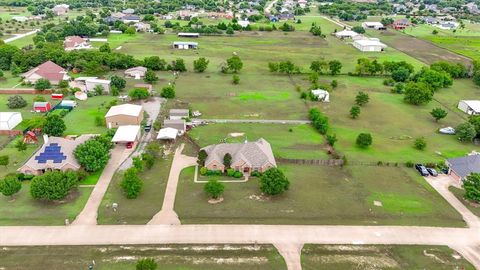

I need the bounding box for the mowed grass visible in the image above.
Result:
[312,76,479,163]
[62,96,116,135]
[449,186,480,218]
[175,164,464,226]
[0,244,286,270]
[189,123,329,160]
[0,136,43,178]
[301,245,474,270]
[0,182,92,225]
[98,154,172,225]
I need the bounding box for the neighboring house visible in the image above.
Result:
[392,18,410,30]
[438,22,458,30]
[173,41,198,49]
[122,15,141,23]
[177,32,200,38]
[163,119,186,133]
[33,102,51,113]
[458,100,480,115]
[424,16,438,25]
[72,77,111,93]
[169,109,189,120]
[111,125,141,145]
[105,104,144,129]
[311,89,330,102]
[125,66,147,79]
[51,4,69,16]
[446,154,480,182]
[361,22,386,30]
[134,22,151,32]
[18,135,92,175]
[0,112,22,130]
[22,61,69,85]
[201,138,277,174]
[64,36,92,51]
[278,13,295,20]
[353,39,387,52]
[334,30,359,39]
[122,8,135,14]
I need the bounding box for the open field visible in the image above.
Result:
[175,164,464,226]
[189,123,329,159]
[0,244,286,270]
[301,245,474,270]
[98,151,173,225]
[0,182,92,225]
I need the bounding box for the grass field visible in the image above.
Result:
[175,164,464,226]
[450,186,480,217]
[0,182,92,225]
[0,244,286,270]
[98,153,172,225]
[189,123,329,159]
[63,96,116,135]
[301,245,474,270]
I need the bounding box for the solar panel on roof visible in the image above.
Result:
[34,143,67,164]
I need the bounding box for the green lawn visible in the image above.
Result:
[62,96,116,135]
[98,153,172,224]
[0,182,92,225]
[449,186,480,217]
[189,123,329,160]
[0,244,286,270]
[301,245,474,270]
[0,136,43,178]
[175,164,464,226]
[0,71,23,88]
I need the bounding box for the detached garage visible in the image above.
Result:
[111,125,141,147]
[0,112,22,130]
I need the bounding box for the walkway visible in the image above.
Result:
[147,144,197,225]
[194,119,311,124]
[4,29,39,43]
[72,146,132,225]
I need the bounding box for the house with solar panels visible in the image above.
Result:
[18,135,93,175]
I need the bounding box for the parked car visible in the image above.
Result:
[126,142,134,149]
[439,127,455,135]
[144,123,152,132]
[415,164,429,176]
[426,168,438,177]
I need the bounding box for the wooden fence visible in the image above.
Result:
[276,157,344,166]
[0,89,53,94]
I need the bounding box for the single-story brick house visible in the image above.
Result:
[446,154,480,182]
[22,61,70,85]
[201,138,277,174]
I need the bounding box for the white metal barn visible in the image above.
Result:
[353,39,387,52]
[311,89,330,102]
[458,100,480,115]
[0,112,22,130]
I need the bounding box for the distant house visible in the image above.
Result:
[134,22,151,32]
[177,32,199,38]
[278,13,295,20]
[163,119,186,133]
[64,36,92,51]
[201,138,277,174]
[0,112,22,130]
[353,39,387,52]
[22,61,69,85]
[334,30,359,39]
[122,8,135,14]
[361,22,386,30]
[12,16,28,22]
[72,77,111,93]
[458,100,480,115]
[446,154,480,182]
[392,18,410,30]
[169,109,189,120]
[238,20,250,28]
[122,15,140,23]
[173,41,198,50]
[105,104,144,129]
[51,4,69,16]
[125,66,147,79]
[423,16,438,25]
[18,135,92,175]
[311,89,330,102]
[33,102,51,113]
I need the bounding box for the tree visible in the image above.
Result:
[403,82,433,105]
[328,60,342,75]
[144,56,167,71]
[133,156,144,171]
[391,67,410,82]
[350,105,360,119]
[225,55,243,73]
[456,122,476,142]
[232,74,240,84]
[99,43,111,53]
[309,108,329,135]
[430,108,448,122]
[326,134,337,146]
[160,85,175,99]
[0,155,8,167]
[94,84,104,95]
[110,75,126,90]
[259,168,290,196]
[310,60,328,74]
[463,173,480,202]
[198,150,208,166]
[415,68,452,91]
[204,179,225,199]
[469,115,480,137]
[226,27,234,35]
[120,168,143,199]
[74,137,111,172]
[171,58,187,72]
[223,153,232,168]
[355,92,369,106]
[30,171,79,201]
[136,258,157,270]
[14,140,27,152]
[125,26,136,35]
[352,26,365,34]
[356,133,372,148]
[473,72,480,87]
[43,115,66,137]
[144,70,158,83]
[0,175,21,197]
[129,88,150,100]
[193,57,209,73]
[34,78,51,90]
[414,137,427,150]
[7,95,27,109]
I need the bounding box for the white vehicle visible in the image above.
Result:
[439,127,456,135]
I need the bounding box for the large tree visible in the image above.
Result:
[464,173,480,202]
[193,57,209,73]
[30,171,79,201]
[328,60,342,75]
[7,95,27,109]
[259,168,290,196]
[74,137,111,172]
[43,115,66,137]
[225,55,243,73]
[204,179,225,199]
[198,150,208,166]
[456,122,476,142]
[110,75,126,90]
[34,78,52,91]
[120,168,143,199]
[355,92,369,106]
[403,82,433,105]
[223,153,232,168]
[356,133,373,148]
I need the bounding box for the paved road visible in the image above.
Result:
[194,119,311,124]
[72,146,132,225]
[4,29,39,43]
[147,144,197,225]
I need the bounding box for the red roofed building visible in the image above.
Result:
[22,61,70,85]
[64,36,91,51]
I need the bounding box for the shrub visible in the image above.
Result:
[259,168,289,195]
[161,85,175,99]
[200,167,208,175]
[30,171,79,201]
[383,78,395,86]
[7,95,27,109]
[120,168,143,199]
[233,171,243,178]
[414,137,427,150]
[34,78,51,90]
[356,133,372,148]
[0,155,8,167]
[326,134,337,146]
[136,258,157,270]
[129,88,150,100]
[0,175,21,197]
[251,171,263,177]
[204,179,225,199]
[405,161,414,168]
[226,168,235,177]
[232,74,240,84]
